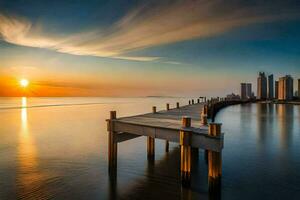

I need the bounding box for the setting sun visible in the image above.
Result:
[20,79,29,88]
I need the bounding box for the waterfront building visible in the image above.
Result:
[257,72,267,100]
[278,75,294,100]
[268,74,274,99]
[226,93,240,100]
[240,83,252,100]
[275,81,279,99]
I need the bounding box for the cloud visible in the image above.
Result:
[0,0,300,61]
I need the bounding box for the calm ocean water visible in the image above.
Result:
[0,97,300,200]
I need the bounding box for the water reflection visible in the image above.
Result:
[277,104,294,150]
[17,97,46,198]
[256,103,268,145]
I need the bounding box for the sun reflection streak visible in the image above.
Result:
[21,97,27,130]
[17,97,43,197]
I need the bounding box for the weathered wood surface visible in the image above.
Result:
[110,103,224,152]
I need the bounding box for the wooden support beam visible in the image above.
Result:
[108,111,117,173]
[208,123,222,193]
[176,102,180,109]
[189,100,191,105]
[116,132,141,143]
[180,117,192,187]
[166,103,170,110]
[192,99,194,104]
[197,99,200,103]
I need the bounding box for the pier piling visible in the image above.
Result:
[208,123,222,192]
[147,136,155,161]
[108,111,117,173]
[166,104,170,152]
[147,107,157,161]
[180,117,192,186]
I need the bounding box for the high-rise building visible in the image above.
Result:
[278,75,294,100]
[268,74,274,99]
[257,72,267,100]
[275,81,279,99]
[240,83,252,100]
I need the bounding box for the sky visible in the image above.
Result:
[0,0,300,97]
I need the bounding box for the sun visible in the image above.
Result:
[20,79,29,88]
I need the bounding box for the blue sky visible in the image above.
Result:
[0,0,300,96]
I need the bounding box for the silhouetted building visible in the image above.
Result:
[268,74,274,99]
[275,81,279,99]
[240,83,252,100]
[278,75,293,100]
[226,93,240,100]
[257,72,267,100]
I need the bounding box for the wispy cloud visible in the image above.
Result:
[0,0,299,61]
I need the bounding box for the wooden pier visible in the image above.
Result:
[106,98,240,191]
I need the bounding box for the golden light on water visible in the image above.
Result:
[18,97,42,193]
[20,79,29,88]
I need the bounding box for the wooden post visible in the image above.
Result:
[165,140,169,152]
[201,111,208,126]
[189,100,191,105]
[147,107,156,161]
[152,106,157,113]
[197,99,200,103]
[208,123,222,192]
[192,99,194,104]
[180,117,192,186]
[176,102,180,108]
[147,137,155,161]
[165,104,170,152]
[108,111,117,172]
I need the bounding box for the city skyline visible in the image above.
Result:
[1,0,300,97]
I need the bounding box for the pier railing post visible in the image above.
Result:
[108,111,117,173]
[208,123,222,193]
[180,117,192,187]
[201,110,208,126]
[192,99,194,104]
[176,102,180,109]
[147,107,156,161]
[152,106,157,113]
[166,103,170,110]
[189,100,191,105]
[197,99,200,103]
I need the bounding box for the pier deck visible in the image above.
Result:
[111,103,223,152]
